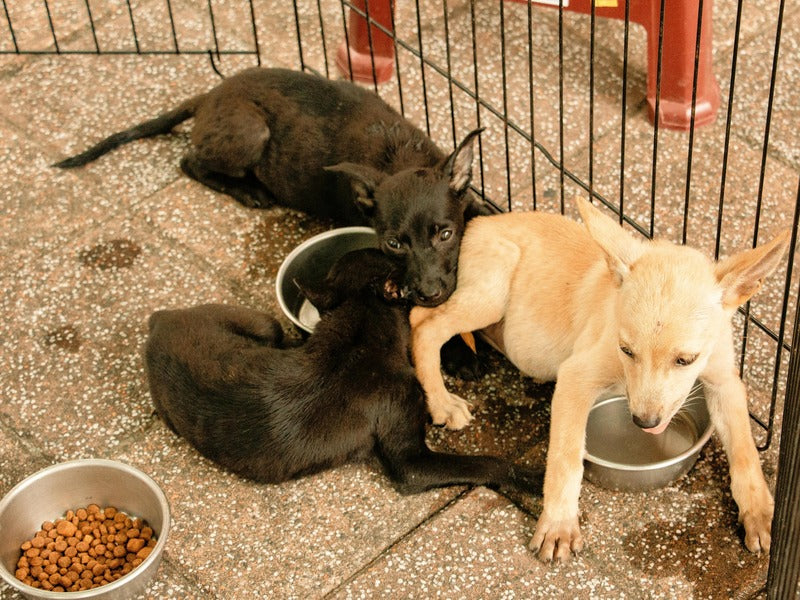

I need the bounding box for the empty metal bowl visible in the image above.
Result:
[583,382,713,491]
[276,226,379,333]
[0,459,170,600]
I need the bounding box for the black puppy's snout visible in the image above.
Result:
[632,414,661,430]
[416,289,444,305]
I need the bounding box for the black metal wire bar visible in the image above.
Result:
[682,0,705,244]
[413,0,430,136]
[739,0,787,386]
[618,0,630,225]
[339,2,354,80]
[2,0,19,53]
[766,179,800,595]
[363,0,379,92]
[526,0,537,210]
[648,0,666,239]
[588,0,595,202]
[43,0,60,53]
[758,177,800,451]
[247,0,260,65]
[83,0,100,53]
[499,0,512,211]
[292,0,305,71]
[315,0,329,78]
[165,0,179,53]
[388,0,405,116]
[0,48,258,56]
[125,0,139,53]
[715,0,745,261]
[468,0,485,201]
[441,0,457,149]
[767,264,800,600]
[557,1,564,213]
[207,0,220,60]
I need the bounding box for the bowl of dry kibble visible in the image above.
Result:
[0,459,170,599]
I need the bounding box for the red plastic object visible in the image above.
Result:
[516,0,721,130]
[337,0,719,130]
[335,0,395,84]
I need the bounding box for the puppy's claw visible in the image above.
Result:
[530,515,583,563]
[741,508,772,553]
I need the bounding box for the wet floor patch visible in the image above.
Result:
[44,324,81,352]
[79,239,142,269]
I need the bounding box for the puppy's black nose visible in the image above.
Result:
[632,414,661,430]
[416,289,444,304]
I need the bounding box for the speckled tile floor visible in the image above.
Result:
[1,1,798,599]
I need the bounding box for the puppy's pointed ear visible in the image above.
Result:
[715,230,791,310]
[576,197,643,284]
[325,162,385,216]
[442,128,483,196]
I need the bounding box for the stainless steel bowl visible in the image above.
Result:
[583,383,713,491]
[276,226,379,333]
[0,459,170,600]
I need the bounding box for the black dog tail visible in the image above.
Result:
[52,96,202,168]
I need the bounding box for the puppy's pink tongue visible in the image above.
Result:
[643,420,670,435]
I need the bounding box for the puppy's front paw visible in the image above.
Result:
[529,514,583,563]
[741,505,773,553]
[428,393,473,430]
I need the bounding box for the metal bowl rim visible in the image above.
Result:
[275,226,377,332]
[584,395,714,472]
[0,458,171,598]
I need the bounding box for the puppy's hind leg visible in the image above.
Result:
[183,97,274,208]
[411,236,520,429]
[180,153,274,209]
[390,451,543,496]
[210,304,284,348]
[375,397,543,496]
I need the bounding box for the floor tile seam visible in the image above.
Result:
[322,488,472,598]
[128,197,272,305]
[0,411,56,466]
[729,126,800,174]
[158,555,220,600]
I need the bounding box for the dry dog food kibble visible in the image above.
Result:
[14,505,157,592]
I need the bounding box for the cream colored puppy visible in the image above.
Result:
[410,197,790,561]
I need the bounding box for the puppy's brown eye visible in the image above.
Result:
[439,229,453,242]
[676,354,697,366]
[620,346,634,358]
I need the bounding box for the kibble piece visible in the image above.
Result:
[56,520,77,537]
[126,538,146,553]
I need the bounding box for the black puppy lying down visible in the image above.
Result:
[144,249,542,493]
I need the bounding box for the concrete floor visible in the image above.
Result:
[1,0,798,598]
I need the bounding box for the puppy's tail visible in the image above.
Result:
[52,95,203,168]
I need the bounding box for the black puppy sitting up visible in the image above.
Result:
[144,249,542,494]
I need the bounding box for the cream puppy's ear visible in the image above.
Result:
[714,230,792,310]
[575,197,644,284]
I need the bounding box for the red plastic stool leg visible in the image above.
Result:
[335,0,395,84]
[644,0,720,130]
